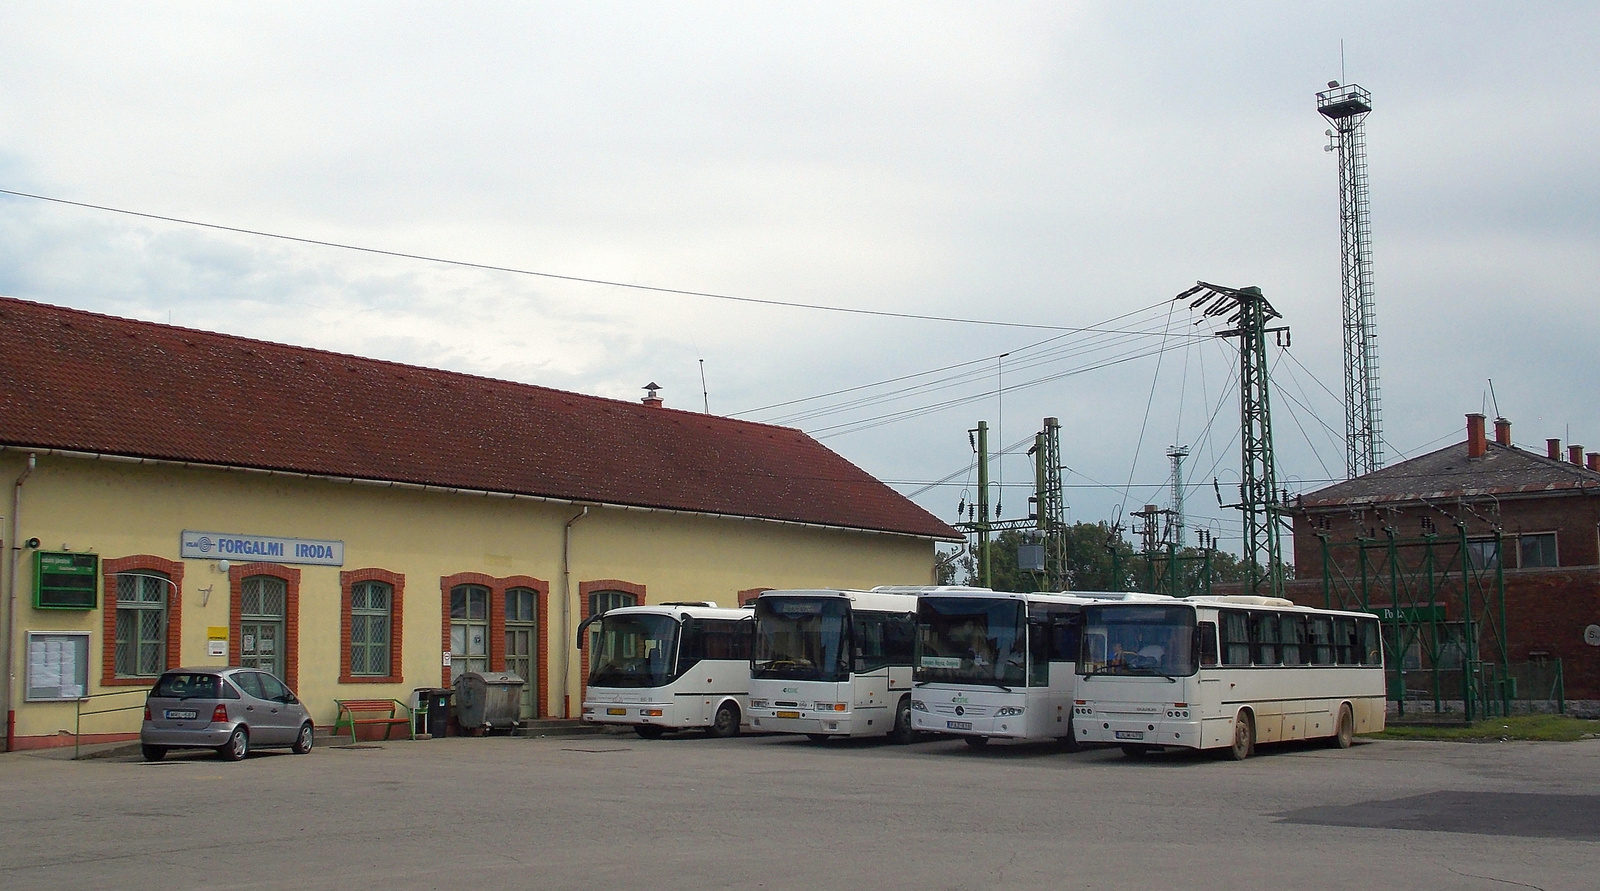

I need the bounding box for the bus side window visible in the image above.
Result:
[1252,612,1280,665]
[1280,615,1307,666]
[884,614,916,668]
[1308,616,1334,665]
[1220,611,1251,665]
[1358,618,1383,666]
[677,619,704,675]
[1197,621,1219,667]
[1333,617,1357,664]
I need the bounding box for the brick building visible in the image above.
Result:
[1287,414,1600,709]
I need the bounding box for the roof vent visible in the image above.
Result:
[642,382,663,408]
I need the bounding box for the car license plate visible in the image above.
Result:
[606,708,627,716]
[776,710,801,719]
[165,709,198,720]
[947,720,972,730]
[1115,730,1144,741]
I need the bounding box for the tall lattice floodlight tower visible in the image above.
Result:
[1318,81,1383,479]
[1166,445,1189,547]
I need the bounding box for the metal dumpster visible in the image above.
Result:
[453,671,525,733]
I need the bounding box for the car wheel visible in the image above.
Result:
[141,744,167,762]
[218,726,249,762]
[292,722,314,754]
[707,703,740,739]
[1228,711,1254,761]
[635,725,666,739]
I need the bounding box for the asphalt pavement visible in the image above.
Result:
[2,730,1596,890]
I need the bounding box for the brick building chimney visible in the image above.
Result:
[1547,438,1562,460]
[1588,453,1600,472]
[1569,444,1584,465]
[641,382,664,408]
[1466,413,1487,459]
[1493,417,1511,446]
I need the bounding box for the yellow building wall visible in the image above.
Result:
[0,452,937,747]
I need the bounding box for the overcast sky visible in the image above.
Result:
[2,3,1596,558]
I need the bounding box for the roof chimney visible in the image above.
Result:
[1547,438,1562,460]
[1493,417,1511,447]
[1466,413,1487,459]
[641,382,663,409]
[1569,444,1584,465]
[1588,453,1600,472]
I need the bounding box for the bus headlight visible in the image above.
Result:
[749,699,769,709]
[910,700,928,712]
[994,706,1025,717]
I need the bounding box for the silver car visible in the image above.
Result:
[140,666,314,761]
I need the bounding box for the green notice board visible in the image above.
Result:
[34,552,99,610]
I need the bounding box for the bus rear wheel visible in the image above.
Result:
[1228,711,1255,761]
[1329,704,1355,749]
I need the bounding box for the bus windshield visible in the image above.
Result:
[589,613,680,688]
[917,597,1027,687]
[1079,605,1197,677]
[753,597,850,683]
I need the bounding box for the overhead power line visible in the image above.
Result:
[1,187,1205,336]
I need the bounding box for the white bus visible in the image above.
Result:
[578,602,753,739]
[911,590,1173,747]
[1074,596,1386,759]
[747,588,920,742]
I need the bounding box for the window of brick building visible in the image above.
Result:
[1518,532,1558,568]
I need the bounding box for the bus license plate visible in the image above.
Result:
[606,708,627,716]
[1115,730,1144,741]
[776,711,801,719]
[165,709,198,720]
[947,721,972,730]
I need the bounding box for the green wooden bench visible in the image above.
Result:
[333,698,415,744]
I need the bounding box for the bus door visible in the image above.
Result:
[851,611,894,732]
[1030,609,1079,737]
[1200,612,1237,747]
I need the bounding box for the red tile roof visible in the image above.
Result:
[0,297,960,540]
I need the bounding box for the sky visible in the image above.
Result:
[2,3,1597,561]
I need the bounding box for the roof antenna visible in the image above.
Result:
[699,359,709,414]
[1488,378,1500,418]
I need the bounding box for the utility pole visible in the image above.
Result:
[1318,81,1383,478]
[1179,282,1288,595]
[974,421,991,588]
[957,418,1068,590]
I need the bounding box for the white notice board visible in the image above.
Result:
[27,632,89,701]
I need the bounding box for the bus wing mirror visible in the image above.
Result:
[575,614,600,650]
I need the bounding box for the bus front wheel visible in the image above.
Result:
[1228,711,1255,761]
[887,698,918,745]
[707,703,741,739]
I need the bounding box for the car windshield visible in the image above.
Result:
[916,597,1026,687]
[752,597,850,682]
[1079,605,1198,677]
[150,672,222,700]
[588,613,679,688]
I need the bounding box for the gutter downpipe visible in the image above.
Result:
[3,453,37,752]
[560,506,589,718]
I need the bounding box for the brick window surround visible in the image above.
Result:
[101,555,184,687]
[229,563,301,692]
[439,573,550,719]
[577,579,647,684]
[339,568,405,684]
